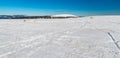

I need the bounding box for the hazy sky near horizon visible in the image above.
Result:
[0,0,120,15]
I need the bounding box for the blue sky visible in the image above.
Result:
[0,0,120,15]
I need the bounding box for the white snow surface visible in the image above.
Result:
[0,16,120,58]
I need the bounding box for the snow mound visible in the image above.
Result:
[51,14,78,17]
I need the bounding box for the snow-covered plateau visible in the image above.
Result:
[0,16,120,58]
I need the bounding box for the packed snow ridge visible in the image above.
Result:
[0,15,120,58]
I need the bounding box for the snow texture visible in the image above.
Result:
[0,16,120,58]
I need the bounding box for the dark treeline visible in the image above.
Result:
[0,15,78,19]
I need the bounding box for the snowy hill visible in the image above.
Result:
[51,14,79,18]
[0,16,120,58]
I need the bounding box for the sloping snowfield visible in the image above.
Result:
[0,16,120,58]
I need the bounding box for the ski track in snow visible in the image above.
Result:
[107,32,120,51]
